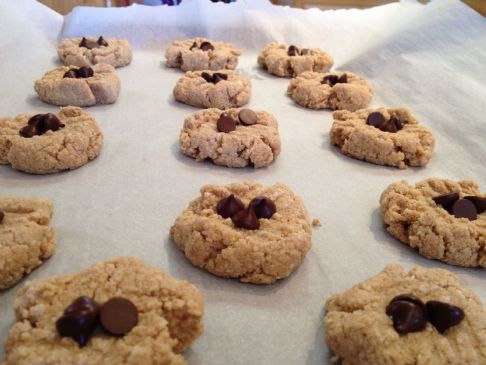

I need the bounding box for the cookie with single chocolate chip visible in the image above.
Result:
[165,38,241,71]
[288,71,372,111]
[0,107,103,174]
[330,107,435,168]
[57,37,133,68]
[2,257,204,365]
[173,70,250,109]
[257,43,333,77]
[0,196,55,290]
[179,108,280,168]
[325,264,486,365]
[34,64,121,107]
[380,178,486,267]
[170,181,312,284]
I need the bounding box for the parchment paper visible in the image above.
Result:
[0,0,485,364]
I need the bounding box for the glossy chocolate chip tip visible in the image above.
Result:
[366,112,406,133]
[200,41,215,51]
[217,194,245,218]
[249,197,277,219]
[79,36,108,49]
[0,207,4,224]
[63,66,94,79]
[426,301,465,334]
[386,294,427,334]
[100,297,139,336]
[201,72,227,84]
[217,113,236,133]
[231,207,260,230]
[20,113,65,138]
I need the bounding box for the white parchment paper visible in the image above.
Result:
[0,0,485,363]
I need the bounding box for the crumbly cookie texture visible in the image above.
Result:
[57,37,133,68]
[170,181,312,284]
[380,178,486,267]
[325,264,486,365]
[165,38,241,71]
[173,70,250,109]
[330,107,435,168]
[287,71,372,111]
[257,43,334,77]
[0,106,103,174]
[179,108,281,168]
[34,64,121,107]
[2,257,204,365]
[0,196,55,290]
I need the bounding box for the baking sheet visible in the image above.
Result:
[1,0,485,363]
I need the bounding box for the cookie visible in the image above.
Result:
[257,43,334,77]
[325,264,486,365]
[165,38,241,71]
[57,36,133,68]
[173,70,250,109]
[287,71,372,111]
[179,108,281,168]
[0,196,55,290]
[0,106,103,174]
[34,64,121,107]
[2,257,204,365]
[380,178,486,267]
[330,107,435,168]
[170,181,312,284]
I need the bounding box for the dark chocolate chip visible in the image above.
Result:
[212,72,228,84]
[56,296,100,347]
[79,37,100,49]
[382,118,398,133]
[426,301,465,334]
[20,113,65,138]
[338,73,348,83]
[217,113,236,133]
[63,69,78,79]
[386,294,427,334]
[433,192,459,213]
[216,194,245,218]
[200,41,214,51]
[464,196,486,214]
[249,197,276,219]
[288,45,299,56]
[190,42,198,50]
[366,112,386,128]
[42,113,65,132]
[97,36,108,47]
[100,297,138,336]
[19,124,39,138]
[451,199,477,220]
[231,207,260,230]
[77,67,94,78]
[28,114,44,125]
[201,72,214,83]
[321,75,339,86]
[0,208,4,223]
[238,109,258,126]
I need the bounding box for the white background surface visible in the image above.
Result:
[0,0,485,363]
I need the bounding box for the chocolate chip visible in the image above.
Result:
[201,72,214,82]
[451,199,477,220]
[19,123,39,138]
[382,118,398,133]
[426,301,465,334]
[238,109,258,126]
[56,296,100,347]
[19,113,65,138]
[231,207,260,230]
[42,113,65,132]
[366,112,386,128]
[464,196,486,214]
[433,192,459,213]
[77,67,94,78]
[288,45,299,56]
[0,208,4,223]
[28,114,44,125]
[100,297,138,336]
[97,36,108,47]
[321,75,339,86]
[212,72,228,84]
[217,113,236,133]
[386,294,427,334]
[190,42,198,50]
[79,37,100,49]
[338,73,348,83]
[249,197,276,219]
[200,41,214,51]
[216,194,245,218]
[63,69,78,79]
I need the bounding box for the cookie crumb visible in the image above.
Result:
[312,218,322,227]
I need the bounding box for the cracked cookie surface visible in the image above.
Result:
[380,178,486,267]
[179,108,281,168]
[170,181,312,284]
[58,37,133,68]
[173,70,250,109]
[0,196,55,290]
[325,264,486,365]
[34,64,121,107]
[2,257,204,365]
[165,38,241,71]
[287,71,372,111]
[330,107,435,168]
[257,43,333,77]
[0,106,103,174]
